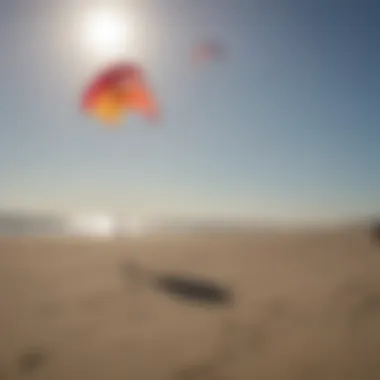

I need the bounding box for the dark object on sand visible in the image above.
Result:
[153,274,233,306]
[18,348,48,374]
[372,222,380,243]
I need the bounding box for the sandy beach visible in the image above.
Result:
[0,228,380,379]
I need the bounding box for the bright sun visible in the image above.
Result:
[82,7,134,59]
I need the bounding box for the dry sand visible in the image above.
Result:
[0,228,380,379]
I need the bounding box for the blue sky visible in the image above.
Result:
[0,0,379,223]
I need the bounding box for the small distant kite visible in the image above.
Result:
[191,41,225,66]
[81,62,159,126]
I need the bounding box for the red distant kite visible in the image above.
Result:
[192,41,225,66]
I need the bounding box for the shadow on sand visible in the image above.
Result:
[153,274,233,307]
[371,222,380,245]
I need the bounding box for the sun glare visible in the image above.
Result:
[71,214,115,237]
[81,7,135,59]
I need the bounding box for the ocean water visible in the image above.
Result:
[0,213,70,236]
[0,211,355,237]
[0,212,255,237]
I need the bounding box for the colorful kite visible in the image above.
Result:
[81,62,159,126]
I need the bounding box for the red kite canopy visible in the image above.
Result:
[81,62,159,126]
